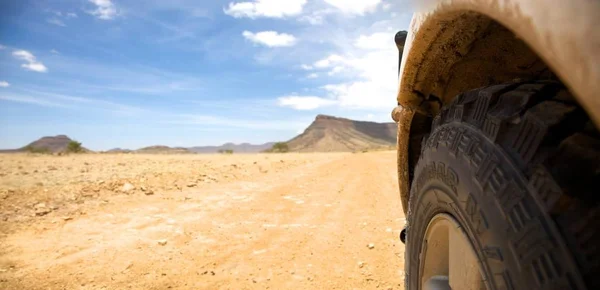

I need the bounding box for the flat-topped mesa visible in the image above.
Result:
[287,114,397,152]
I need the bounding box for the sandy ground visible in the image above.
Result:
[0,152,406,289]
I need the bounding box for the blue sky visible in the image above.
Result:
[0,0,413,150]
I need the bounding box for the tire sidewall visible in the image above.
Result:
[406,123,524,290]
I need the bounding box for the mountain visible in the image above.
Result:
[5,135,90,153]
[106,148,133,153]
[189,142,275,153]
[286,115,397,152]
[135,145,192,154]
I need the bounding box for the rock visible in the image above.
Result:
[35,207,52,216]
[63,216,73,221]
[121,183,135,193]
[144,190,154,196]
[358,261,366,268]
[367,243,375,249]
[157,239,168,246]
[34,203,46,209]
[81,191,95,198]
[187,182,197,188]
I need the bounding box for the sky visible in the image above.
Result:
[0,0,414,150]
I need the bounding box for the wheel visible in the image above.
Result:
[405,81,600,290]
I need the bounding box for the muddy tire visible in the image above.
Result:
[405,81,599,289]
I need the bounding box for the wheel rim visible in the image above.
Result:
[419,213,486,290]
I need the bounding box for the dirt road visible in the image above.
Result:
[0,152,406,289]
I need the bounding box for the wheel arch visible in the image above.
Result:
[395,0,600,213]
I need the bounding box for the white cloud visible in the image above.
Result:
[0,81,10,88]
[0,44,5,50]
[327,66,345,76]
[319,48,398,109]
[277,96,336,110]
[67,12,78,18]
[355,32,394,50]
[301,64,313,70]
[242,31,297,47]
[50,49,59,54]
[307,73,318,79]
[12,50,48,73]
[298,8,335,25]
[225,0,307,18]
[283,31,399,111]
[313,54,344,68]
[47,18,66,27]
[323,0,382,15]
[367,114,374,120]
[88,0,117,20]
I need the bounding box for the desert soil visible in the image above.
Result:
[0,152,406,289]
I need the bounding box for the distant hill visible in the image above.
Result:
[1,135,90,153]
[286,115,397,152]
[189,142,275,153]
[135,145,192,154]
[106,148,133,154]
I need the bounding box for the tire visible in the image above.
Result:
[405,81,600,290]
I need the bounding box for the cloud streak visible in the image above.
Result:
[277,95,336,110]
[323,0,382,15]
[224,0,307,18]
[243,31,297,47]
[12,50,48,73]
[88,0,118,20]
[47,18,66,27]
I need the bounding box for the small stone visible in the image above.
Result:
[358,261,366,268]
[81,191,95,198]
[34,203,46,209]
[63,216,73,221]
[367,243,375,249]
[144,190,154,196]
[35,207,52,216]
[121,183,135,193]
[187,182,197,188]
[157,239,168,246]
